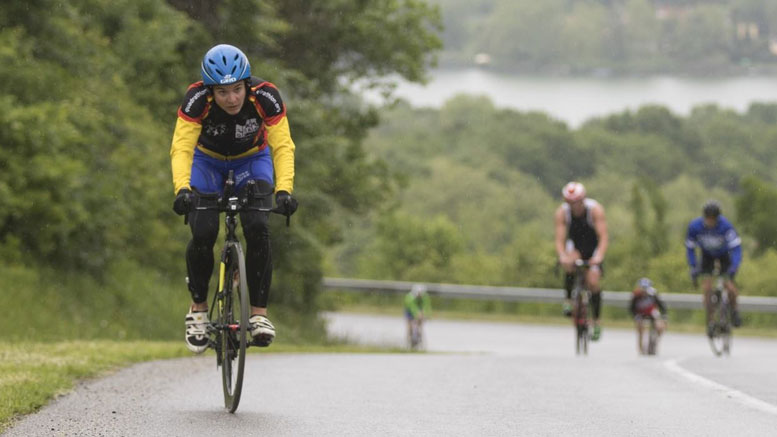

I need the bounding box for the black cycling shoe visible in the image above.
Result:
[732,310,742,328]
[251,334,273,347]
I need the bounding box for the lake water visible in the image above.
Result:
[381,69,777,127]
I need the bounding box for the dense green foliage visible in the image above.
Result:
[433,0,777,75]
[0,0,441,340]
[332,95,777,298]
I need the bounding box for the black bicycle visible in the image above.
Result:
[707,274,732,357]
[408,318,424,351]
[570,259,592,355]
[186,170,288,412]
[637,312,662,356]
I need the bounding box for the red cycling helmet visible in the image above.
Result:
[562,182,586,203]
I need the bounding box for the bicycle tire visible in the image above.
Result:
[708,292,730,357]
[411,325,422,350]
[574,293,589,356]
[647,320,657,355]
[576,324,588,355]
[219,242,249,413]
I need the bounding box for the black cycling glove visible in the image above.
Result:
[275,191,298,216]
[173,188,192,216]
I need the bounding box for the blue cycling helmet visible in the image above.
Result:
[201,44,251,86]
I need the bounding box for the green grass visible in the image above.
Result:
[0,340,408,433]
[0,261,330,344]
[0,341,187,433]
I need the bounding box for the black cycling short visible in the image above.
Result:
[580,257,605,277]
[700,252,731,276]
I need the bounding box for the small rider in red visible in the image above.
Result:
[629,277,667,355]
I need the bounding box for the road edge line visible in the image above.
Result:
[663,358,777,416]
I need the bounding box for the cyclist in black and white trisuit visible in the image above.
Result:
[554,182,609,341]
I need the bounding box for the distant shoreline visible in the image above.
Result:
[376,69,777,127]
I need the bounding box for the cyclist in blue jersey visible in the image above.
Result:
[685,200,742,336]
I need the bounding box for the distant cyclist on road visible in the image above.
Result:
[170,44,298,353]
[554,182,609,341]
[686,200,742,336]
[405,284,431,346]
[630,278,667,355]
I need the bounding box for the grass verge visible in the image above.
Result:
[0,340,405,433]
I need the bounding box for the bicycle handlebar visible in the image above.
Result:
[183,171,292,227]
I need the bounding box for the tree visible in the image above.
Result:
[630,178,669,256]
[736,176,777,254]
[360,213,464,282]
[0,0,444,320]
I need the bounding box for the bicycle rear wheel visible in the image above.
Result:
[219,242,250,412]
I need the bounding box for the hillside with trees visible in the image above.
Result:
[330,95,777,302]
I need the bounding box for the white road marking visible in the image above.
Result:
[664,358,777,416]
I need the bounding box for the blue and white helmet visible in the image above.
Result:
[201,44,251,86]
[411,283,427,297]
[636,277,656,295]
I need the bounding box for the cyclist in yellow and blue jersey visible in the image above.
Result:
[170,44,297,353]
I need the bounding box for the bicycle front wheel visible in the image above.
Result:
[574,294,589,356]
[219,241,250,413]
[708,301,730,357]
[647,321,658,356]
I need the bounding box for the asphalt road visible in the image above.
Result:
[5,313,777,436]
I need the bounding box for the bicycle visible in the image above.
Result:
[707,273,732,357]
[570,259,592,355]
[636,309,663,356]
[408,317,424,350]
[185,170,289,412]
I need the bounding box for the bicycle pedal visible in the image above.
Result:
[251,335,273,347]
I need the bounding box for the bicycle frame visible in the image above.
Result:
[203,177,275,343]
[637,316,659,355]
[408,318,424,350]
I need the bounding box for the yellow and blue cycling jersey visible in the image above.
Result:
[170,77,295,194]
